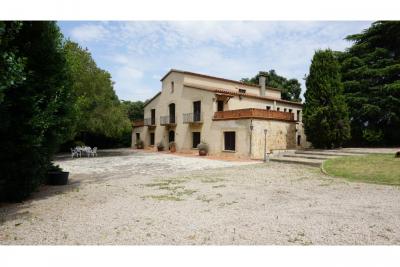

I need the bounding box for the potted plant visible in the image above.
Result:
[197,142,209,156]
[47,163,69,186]
[136,139,144,149]
[157,141,164,151]
[169,142,176,153]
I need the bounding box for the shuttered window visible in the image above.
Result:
[224,131,235,151]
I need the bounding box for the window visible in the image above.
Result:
[289,109,292,113]
[238,89,246,94]
[277,107,280,111]
[266,106,271,110]
[284,108,287,112]
[297,110,301,121]
[192,132,200,148]
[297,135,301,146]
[217,100,224,112]
[151,109,156,125]
[224,131,236,151]
[150,133,155,145]
[136,133,140,141]
[171,81,174,93]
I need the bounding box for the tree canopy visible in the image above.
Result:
[121,100,145,121]
[64,41,130,144]
[303,49,351,148]
[241,70,302,102]
[0,21,75,201]
[339,21,400,146]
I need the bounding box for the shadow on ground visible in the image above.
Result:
[54,149,136,161]
[0,179,81,225]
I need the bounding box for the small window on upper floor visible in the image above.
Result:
[289,109,292,113]
[171,81,174,93]
[266,106,271,110]
[238,89,246,94]
[277,107,280,111]
[284,108,287,112]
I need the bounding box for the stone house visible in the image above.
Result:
[132,69,308,159]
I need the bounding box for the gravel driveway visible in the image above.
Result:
[1,149,399,245]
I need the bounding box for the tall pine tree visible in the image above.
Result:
[339,21,400,146]
[304,49,351,148]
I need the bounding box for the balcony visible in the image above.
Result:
[213,108,295,122]
[160,115,176,126]
[144,118,156,127]
[132,120,144,127]
[183,112,203,124]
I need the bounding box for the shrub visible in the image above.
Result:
[48,163,63,172]
[197,142,209,153]
[169,142,176,149]
[157,142,164,151]
[136,139,144,149]
[0,22,75,202]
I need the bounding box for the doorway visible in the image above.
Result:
[169,130,175,143]
[193,101,201,121]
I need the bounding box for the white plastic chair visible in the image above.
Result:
[89,147,97,157]
[71,148,79,158]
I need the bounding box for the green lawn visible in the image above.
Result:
[323,154,400,185]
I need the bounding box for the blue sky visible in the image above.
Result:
[58,21,372,101]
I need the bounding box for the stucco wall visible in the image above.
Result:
[133,70,309,156]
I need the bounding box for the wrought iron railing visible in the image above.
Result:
[160,115,176,125]
[183,112,203,123]
[144,118,156,126]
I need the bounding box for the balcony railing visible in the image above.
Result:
[183,112,203,124]
[132,120,144,127]
[144,118,156,126]
[160,115,176,126]
[213,108,295,122]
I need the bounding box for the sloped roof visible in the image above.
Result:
[160,69,281,92]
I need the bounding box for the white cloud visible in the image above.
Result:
[70,24,108,42]
[62,21,373,101]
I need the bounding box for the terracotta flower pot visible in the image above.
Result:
[199,149,207,156]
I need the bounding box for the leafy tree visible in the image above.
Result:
[241,70,302,102]
[304,49,351,148]
[64,41,130,145]
[121,100,145,121]
[0,21,75,201]
[339,21,400,146]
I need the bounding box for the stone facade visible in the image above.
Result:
[132,69,309,160]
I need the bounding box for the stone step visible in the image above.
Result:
[270,156,323,167]
[295,150,364,157]
[283,153,337,160]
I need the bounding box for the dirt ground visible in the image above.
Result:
[0,149,399,245]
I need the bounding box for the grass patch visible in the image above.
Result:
[212,184,226,188]
[142,194,183,201]
[201,177,224,183]
[323,154,400,186]
[196,195,213,203]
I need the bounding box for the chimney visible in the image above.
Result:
[259,74,266,96]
